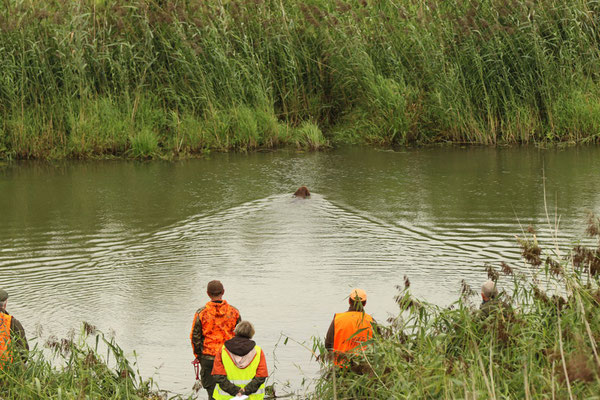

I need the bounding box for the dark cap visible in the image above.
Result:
[0,289,8,302]
[207,280,224,296]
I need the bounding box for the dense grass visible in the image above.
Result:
[310,215,600,399]
[0,323,175,400]
[1,0,600,159]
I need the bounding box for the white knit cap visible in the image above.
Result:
[481,280,498,299]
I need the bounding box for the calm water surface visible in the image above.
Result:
[1,147,599,397]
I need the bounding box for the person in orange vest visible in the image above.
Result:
[190,280,241,400]
[0,289,29,367]
[324,288,375,366]
[211,320,268,399]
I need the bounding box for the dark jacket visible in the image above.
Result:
[1,309,28,363]
[212,335,269,396]
[479,298,511,319]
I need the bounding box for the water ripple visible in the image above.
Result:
[0,191,594,396]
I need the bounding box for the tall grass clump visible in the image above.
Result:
[311,215,600,399]
[0,323,175,399]
[1,0,600,159]
[294,121,329,150]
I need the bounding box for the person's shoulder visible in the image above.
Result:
[227,303,240,315]
[481,299,502,308]
[9,315,24,329]
[255,346,267,359]
[479,298,509,316]
[195,306,207,315]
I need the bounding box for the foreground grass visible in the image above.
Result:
[311,215,600,399]
[0,323,179,400]
[1,0,600,160]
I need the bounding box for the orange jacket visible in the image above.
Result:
[0,312,12,366]
[190,300,240,358]
[331,311,373,365]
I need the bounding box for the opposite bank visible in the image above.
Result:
[2,0,600,160]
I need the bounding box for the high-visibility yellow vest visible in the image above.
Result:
[0,313,12,368]
[213,345,265,400]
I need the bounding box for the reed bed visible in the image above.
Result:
[0,323,175,399]
[310,215,600,399]
[1,0,600,159]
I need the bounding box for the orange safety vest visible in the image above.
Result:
[0,312,13,366]
[333,311,373,365]
[190,300,239,357]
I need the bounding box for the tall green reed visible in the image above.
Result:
[0,322,175,399]
[1,0,600,159]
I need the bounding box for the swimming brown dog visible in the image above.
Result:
[293,186,311,198]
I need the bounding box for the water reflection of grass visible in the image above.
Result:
[310,215,600,399]
[1,0,600,160]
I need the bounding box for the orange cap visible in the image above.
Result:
[349,288,367,302]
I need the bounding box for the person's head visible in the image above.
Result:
[481,280,498,302]
[0,289,8,311]
[234,320,255,339]
[293,186,311,198]
[207,280,225,300]
[348,288,367,310]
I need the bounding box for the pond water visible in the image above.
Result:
[1,146,599,398]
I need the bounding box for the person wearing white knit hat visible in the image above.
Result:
[481,280,498,302]
[480,280,501,318]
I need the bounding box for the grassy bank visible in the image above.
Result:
[0,323,175,400]
[310,216,600,399]
[1,0,600,159]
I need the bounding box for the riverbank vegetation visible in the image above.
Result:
[1,0,600,159]
[0,323,174,399]
[311,215,600,399]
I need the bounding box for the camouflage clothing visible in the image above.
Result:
[190,300,241,358]
[190,300,241,400]
[479,298,510,319]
